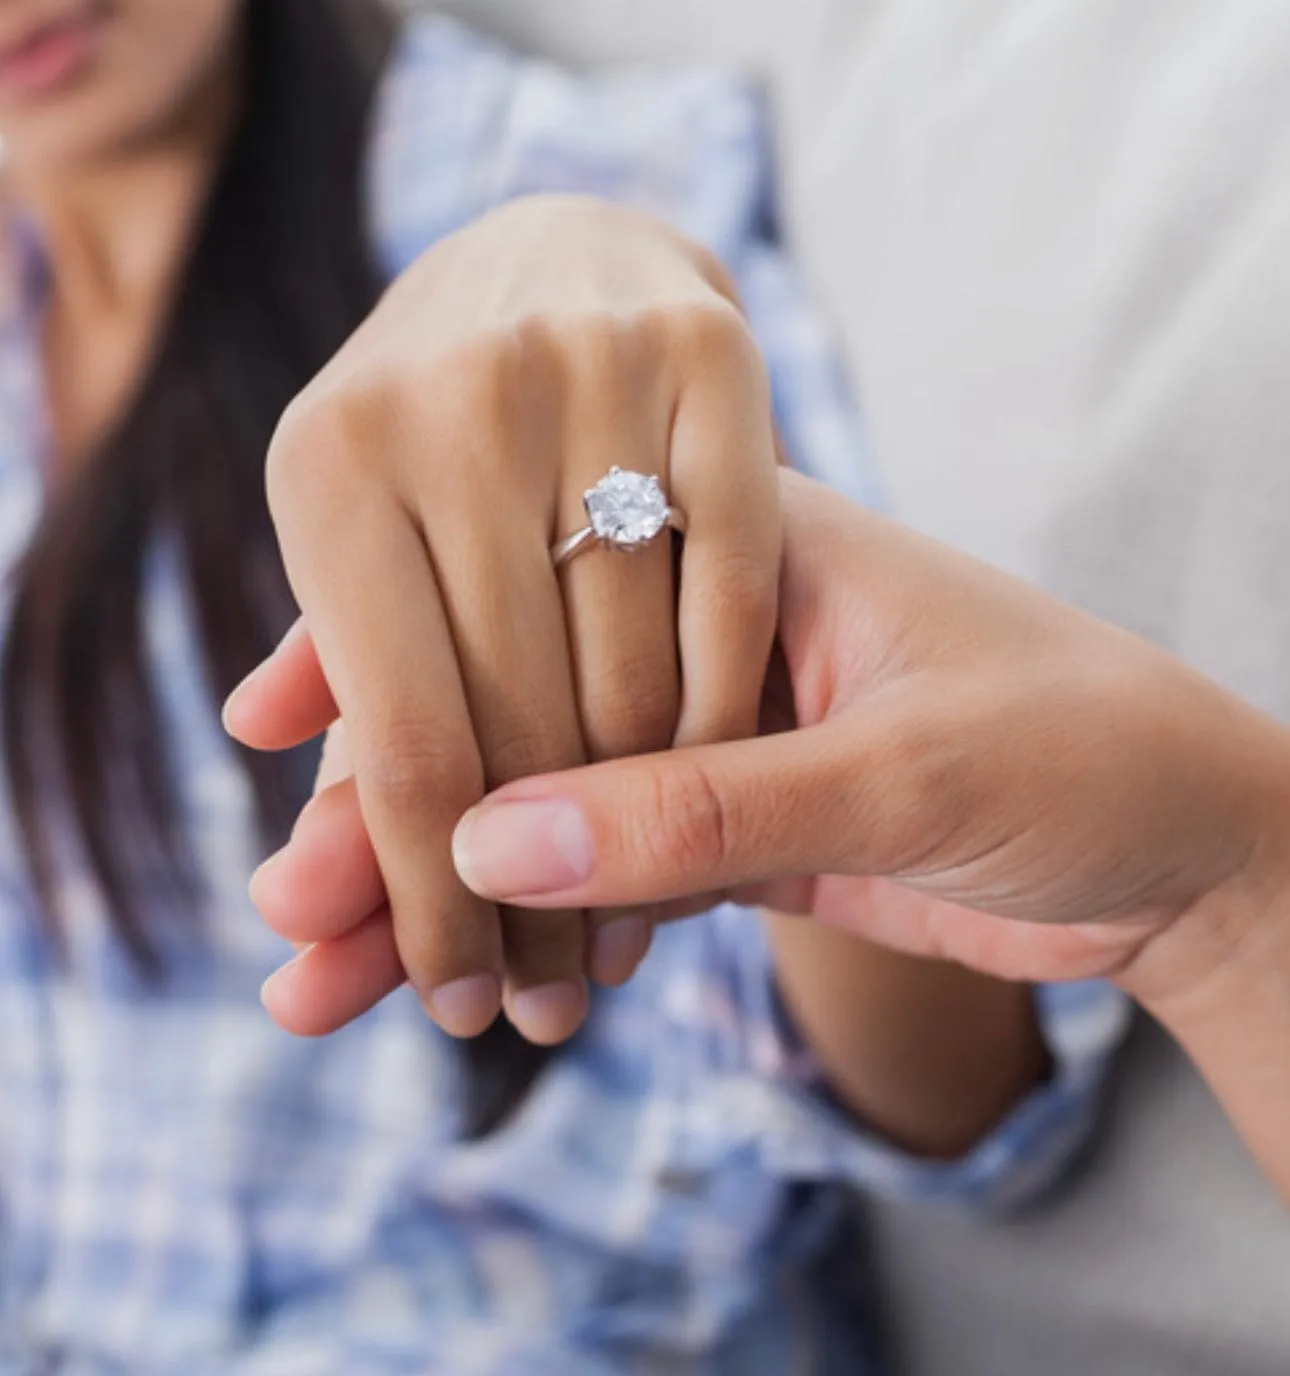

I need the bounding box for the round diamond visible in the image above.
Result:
[584,468,668,549]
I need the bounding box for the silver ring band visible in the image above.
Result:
[552,507,688,568]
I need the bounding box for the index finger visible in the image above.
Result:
[268,444,503,1040]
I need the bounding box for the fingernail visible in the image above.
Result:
[589,915,651,987]
[221,683,251,735]
[248,846,286,910]
[429,973,502,1039]
[453,799,594,900]
[260,949,306,1013]
[505,980,589,1045]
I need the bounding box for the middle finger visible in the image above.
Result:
[424,489,592,1046]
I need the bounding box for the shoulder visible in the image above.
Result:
[367,14,774,278]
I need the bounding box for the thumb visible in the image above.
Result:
[451,717,893,910]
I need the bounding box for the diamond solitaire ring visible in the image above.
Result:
[551,467,688,569]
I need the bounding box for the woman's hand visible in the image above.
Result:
[224,194,781,1046]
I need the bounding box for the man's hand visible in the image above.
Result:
[242,467,1290,1009]
[236,468,1290,1197]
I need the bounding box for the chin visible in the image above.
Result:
[1,85,169,175]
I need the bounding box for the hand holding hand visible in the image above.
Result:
[448,468,1290,1003]
[225,195,782,1045]
[245,467,1290,1017]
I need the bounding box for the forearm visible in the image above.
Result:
[764,886,1048,1159]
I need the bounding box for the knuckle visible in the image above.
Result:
[481,725,577,789]
[856,708,974,871]
[665,299,763,378]
[619,756,732,884]
[266,373,400,519]
[363,719,482,820]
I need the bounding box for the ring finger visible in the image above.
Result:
[554,343,681,984]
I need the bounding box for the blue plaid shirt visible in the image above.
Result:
[0,16,1130,1375]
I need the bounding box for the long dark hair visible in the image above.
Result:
[1,0,547,1136]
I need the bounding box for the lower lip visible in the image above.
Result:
[0,16,99,100]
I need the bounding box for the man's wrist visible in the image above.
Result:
[1117,829,1290,1200]
[1117,701,1290,1012]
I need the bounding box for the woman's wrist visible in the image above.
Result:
[765,898,1048,1159]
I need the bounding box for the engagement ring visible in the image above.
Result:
[551,467,687,568]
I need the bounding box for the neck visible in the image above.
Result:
[10,56,241,322]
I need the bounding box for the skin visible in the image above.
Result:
[236,471,1290,1193]
[233,198,1049,1155]
[0,0,244,464]
[443,474,1290,1196]
[256,195,787,1046]
[5,2,1051,1149]
[248,695,1045,1157]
